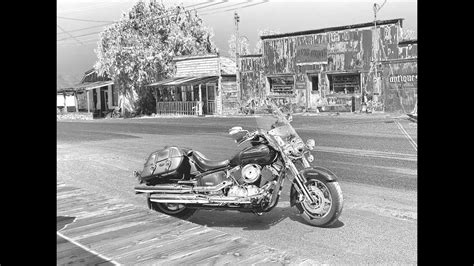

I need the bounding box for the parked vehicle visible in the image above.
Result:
[133,100,343,227]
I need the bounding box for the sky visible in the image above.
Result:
[57,0,417,89]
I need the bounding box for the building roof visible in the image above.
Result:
[74,80,114,91]
[173,53,219,62]
[398,39,417,46]
[260,18,404,40]
[146,75,219,87]
[219,57,236,75]
[240,54,263,58]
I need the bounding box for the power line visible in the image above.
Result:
[57,0,267,43]
[184,0,215,8]
[58,1,130,15]
[198,0,252,12]
[200,0,268,15]
[57,16,115,23]
[57,23,113,36]
[57,24,84,45]
[58,31,103,42]
[193,0,229,10]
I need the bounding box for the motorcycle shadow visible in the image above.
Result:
[57,216,76,231]
[188,206,344,230]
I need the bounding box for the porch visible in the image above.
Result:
[75,80,116,118]
[147,76,218,116]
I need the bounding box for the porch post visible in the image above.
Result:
[74,90,79,112]
[154,87,158,114]
[97,87,102,117]
[108,85,113,110]
[63,92,68,113]
[198,84,203,116]
[86,89,90,113]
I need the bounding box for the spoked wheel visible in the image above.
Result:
[296,176,343,227]
[148,199,196,220]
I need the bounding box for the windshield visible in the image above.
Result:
[253,99,301,142]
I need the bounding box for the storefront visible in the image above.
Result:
[148,76,218,115]
[240,18,416,113]
[146,54,236,116]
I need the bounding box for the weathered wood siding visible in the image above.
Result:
[262,23,400,79]
[175,57,219,77]
[252,21,418,113]
[221,76,239,115]
[240,56,267,106]
[380,41,417,113]
[381,60,417,113]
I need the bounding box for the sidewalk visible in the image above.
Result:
[57,182,317,265]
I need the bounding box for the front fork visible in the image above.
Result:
[286,157,315,204]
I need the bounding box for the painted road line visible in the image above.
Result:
[395,121,417,152]
[314,145,417,161]
[57,231,120,265]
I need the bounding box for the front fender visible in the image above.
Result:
[290,167,338,207]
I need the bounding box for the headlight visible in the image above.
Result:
[306,139,315,150]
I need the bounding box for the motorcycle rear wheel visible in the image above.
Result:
[148,199,197,220]
[296,176,343,227]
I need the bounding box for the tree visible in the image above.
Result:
[227,34,250,58]
[401,28,417,41]
[94,0,216,115]
[254,29,280,54]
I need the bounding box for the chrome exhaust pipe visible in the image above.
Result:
[135,181,232,194]
[149,193,253,204]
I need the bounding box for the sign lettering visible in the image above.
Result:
[389,74,417,83]
[296,44,328,65]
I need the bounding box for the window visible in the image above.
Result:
[310,76,319,91]
[269,76,294,94]
[328,74,360,94]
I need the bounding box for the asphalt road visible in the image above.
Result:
[57,114,417,264]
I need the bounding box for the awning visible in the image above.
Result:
[146,76,218,87]
[73,80,114,91]
[57,88,78,94]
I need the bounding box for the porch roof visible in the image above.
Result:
[73,80,114,91]
[146,76,218,88]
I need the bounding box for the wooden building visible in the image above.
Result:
[57,69,119,118]
[239,18,417,113]
[146,54,237,115]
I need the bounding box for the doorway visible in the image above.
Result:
[100,87,109,117]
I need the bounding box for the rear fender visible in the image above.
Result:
[290,167,338,208]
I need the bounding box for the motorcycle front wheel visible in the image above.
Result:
[296,176,343,227]
[148,199,197,220]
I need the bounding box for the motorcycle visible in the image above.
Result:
[133,100,343,227]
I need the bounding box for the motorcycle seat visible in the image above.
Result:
[191,151,229,172]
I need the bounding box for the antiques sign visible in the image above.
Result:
[389,74,417,83]
[295,44,328,65]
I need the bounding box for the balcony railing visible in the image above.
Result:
[157,101,199,115]
[156,101,217,115]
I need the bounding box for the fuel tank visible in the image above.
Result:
[229,144,277,167]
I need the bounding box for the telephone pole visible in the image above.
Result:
[234,11,241,103]
[372,0,386,103]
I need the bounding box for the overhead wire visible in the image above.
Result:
[57,24,84,45]
[57,0,267,43]
[57,23,113,36]
[200,0,268,15]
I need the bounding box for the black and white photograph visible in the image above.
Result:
[57,0,417,264]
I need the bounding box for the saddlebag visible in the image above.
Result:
[138,146,186,184]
